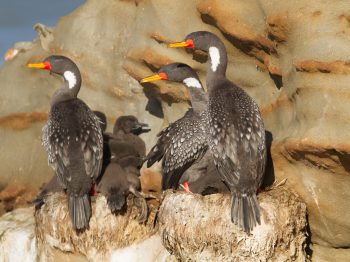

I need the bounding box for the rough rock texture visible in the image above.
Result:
[35,193,162,261]
[0,208,36,262]
[1,0,350,260]
[0,203,172,262]
[1,188,306,262]
[0,184,37,215]
[158,189,307,261]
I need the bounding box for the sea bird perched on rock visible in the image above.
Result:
[168,31,266,233]
[140,63,212,190]
[179,151,229,195]
[28,56,103,230]
[97,115,149,221]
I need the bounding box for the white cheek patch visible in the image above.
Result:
[209,46,220,72]
[183,77,202,89]
[63,71,77,89]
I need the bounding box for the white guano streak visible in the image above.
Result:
[183,77,202,89]
[209,46,220,72]
[63,71,77,89]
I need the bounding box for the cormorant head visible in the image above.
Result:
[113,115,150,135]
[168,31,227,75]
[27,55,81,90]
[140,63,199,84]
[168,31,220,53]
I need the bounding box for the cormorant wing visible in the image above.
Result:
[145,109,208,190]
[209,83,266,188]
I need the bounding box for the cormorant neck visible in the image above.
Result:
[50,88,75,106]
[63,70,82,97]
[182,77,208,113]
[50,70,82,106]
[206,40,227,89]
[114,128,127,136]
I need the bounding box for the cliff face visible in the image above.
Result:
[0,0,350,260]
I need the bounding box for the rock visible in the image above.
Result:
[158,188,308,261]
[140,168,162,193]
[0,203,172,262]
[0,184,37,213]
[311,244,350,262]
[0,208,36,262]
[33,23,54,51]
[35,193,163,261]
[0,0,350,259]
[109,235,174,262]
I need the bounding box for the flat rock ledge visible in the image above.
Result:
[1,187,307,261]
[158,188,308,262]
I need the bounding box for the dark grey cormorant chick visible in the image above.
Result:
[179,151,229,195]
[96,115,149,221]
[140,63,212,190]
[169,31,267,233]
[28,56,103,230]
[109,115,150,166]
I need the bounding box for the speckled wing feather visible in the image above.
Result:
[145,109,208,190]
[208,81,266,190]
[42,99,103,188]
[80,111,103,181]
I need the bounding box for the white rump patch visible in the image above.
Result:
[209,46,220,72]
[63,71,77,89]
[183,77,202,89]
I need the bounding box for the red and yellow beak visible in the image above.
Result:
[140,72,167,83]
[168,39,194,48]
[27,61,51,70]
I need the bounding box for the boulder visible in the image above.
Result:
[0,199,172,262]
[35,193,164,261]
[1,187,306,261]
[0,208,36,262]
[158,188,307,261]
[0,0,349,259]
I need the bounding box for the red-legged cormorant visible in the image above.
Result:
[140,63,211,190]
[28,56,103,230]
[169,31,266,233]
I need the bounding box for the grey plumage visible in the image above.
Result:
[179,151,229,195]
[32,55,103,230]
[146,108,208,190]
[142,63,226,192]
[178,31,266,233]
[97,115,148,220]
[97,162,129,213]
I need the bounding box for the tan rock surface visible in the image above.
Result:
[158,188,307,261]
[0,0,349,260]
[35,193,161,261]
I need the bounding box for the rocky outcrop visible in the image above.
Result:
[0,202,172,262]
[1,0,350,260]
[1,188,306,261]
[35,193,161,261]
[159,188,307,261]
[0,208,36,261]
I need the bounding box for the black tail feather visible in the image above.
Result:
[107,189,126,213]
[68,194,91,230]
[231,193,260,233]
